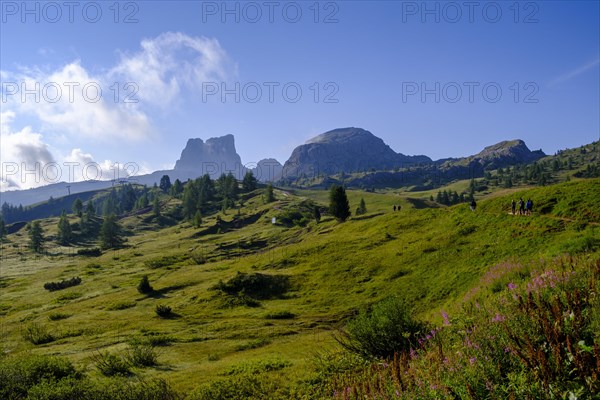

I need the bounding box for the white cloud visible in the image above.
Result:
[3,62,152,142]
[549,57,600,87]
[110,32,232,107]
[1,32,233,190]
[1,32,232,143]
[1,115,140,190]
[1,116,56,190]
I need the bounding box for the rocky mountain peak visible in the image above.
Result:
[174,134,243,178]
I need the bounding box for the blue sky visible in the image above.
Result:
[1,0,599,189]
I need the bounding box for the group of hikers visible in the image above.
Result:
[390,197,533,215]
[511,198,533,215]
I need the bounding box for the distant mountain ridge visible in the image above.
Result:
[0,128,557,206]
[442,139,545,169]
[282,128,431,180]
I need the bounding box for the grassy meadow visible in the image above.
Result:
[0,178,599,398]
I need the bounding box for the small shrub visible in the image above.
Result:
[264,311,295,319]
[54,292,82,303]
[145,254,188,269]
[143,333,174,347]
[223,358,290,375]
[218,294,261,308]
[155,304,172,318]
[43,276,82,291]
[76,247,102,257]
[137,275,153,294]
[93,351,131,376]
[106,301,136,311]
[187,373,278,400]
[234,339,271,352]
[336,297,425,360]
[23,323,55,345]
[212,272,290,300]
[0,355,80,399]
[126,343,159,367]
[48,312,71,321]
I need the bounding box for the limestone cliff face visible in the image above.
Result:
[174,134,244,179]
[251,159,283,182]
[281,127,431,179]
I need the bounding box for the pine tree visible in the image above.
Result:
[99,214,123,250]
[193,211,203,228]
[72,198,83,217]
[264,183,275,203]
[436,191,443,204]
[313,206,321,223]
[329,185,351,222]
[242,171,258,192]
[356,198,367,215]
[29,221,44,253]
[137,275,153,294]
[0,215,7,241]
[442,190,450,205]
[159,175,172,193]
[170,179,183,197]
[152,196,161,217]
[85,202,95,219]
[57,211,72,245]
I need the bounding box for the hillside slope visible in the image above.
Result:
[0,179,598,397]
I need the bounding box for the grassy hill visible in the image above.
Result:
[0,178,598,398]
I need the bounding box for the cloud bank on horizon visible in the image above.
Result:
[1,32,234,190]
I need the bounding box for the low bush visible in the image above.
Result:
[48,312,71,321]
[137,275,153,294]
[106,301,136,311]
[187,373,279,400]
[126,343,159,367]
[212,272,290,300]
[22,323,55,345]
[264,310,296,319]
[223,359,290,375]
[155,304,172,318]
[0,355,80,399]
[234,338,271,352]
[92,352,131,377]
[54,292,82,302]
[43,276,81,291]
[145,254,189,269]
[335,297,425,360]
[76,247,102,257]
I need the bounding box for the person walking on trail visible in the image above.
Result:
[470,199,477,212]
[511,199,516,215]
[518,198,525,215]
[526,199,533,215]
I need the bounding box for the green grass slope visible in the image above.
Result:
[0,179,598,398]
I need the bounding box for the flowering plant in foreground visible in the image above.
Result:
[328,255,600,399]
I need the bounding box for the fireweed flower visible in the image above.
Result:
[441,310,451,326]
[492,313,506,322]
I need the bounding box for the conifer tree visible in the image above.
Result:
[29,221,44,253]
[99,214,123,250]
[57,211,72,245]
[329,185,351,222]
